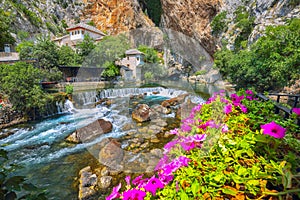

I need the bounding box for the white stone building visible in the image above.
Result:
[119,49,144,81]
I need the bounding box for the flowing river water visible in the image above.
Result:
[0,83,225,199]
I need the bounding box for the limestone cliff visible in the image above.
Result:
[160,0,222,56]
[82,0,154,35]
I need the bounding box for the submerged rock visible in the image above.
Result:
[66,119,113,143]
[132,104,151,122]
[99,139,124,170]
[78,166,98,200]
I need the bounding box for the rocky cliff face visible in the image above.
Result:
[0,0,85,38]
[160,0,222,56]
[218,0,300,49]
[81,0,154,35]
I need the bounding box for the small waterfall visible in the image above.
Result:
[72,90,98,107]
[64,100,76,113]
[98,87,187,99]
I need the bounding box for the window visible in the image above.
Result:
[127,57,129,60]
[82,30,85,34]
[66,43,68,46]
[137,56,139,61]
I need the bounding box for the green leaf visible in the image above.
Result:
[191,180,200,196]
[222,187,238,196]
[238,167,248,176]
[224,157,234,163]
[180,191,189,200]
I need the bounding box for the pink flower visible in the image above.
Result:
[245,90,253,95]
[222,124,229,133]
[261,121,286,139]
[292,108,300,116]
[223,104,232,114]
[122,189,146,200]
[106,183,121,200]
[125,176,131,186]
[169,128,179,135]
[144,176,164,196]
[239,104,247,113]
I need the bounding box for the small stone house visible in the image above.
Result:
[119,49,144,81]
[53,23,106,48]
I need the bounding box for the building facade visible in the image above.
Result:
[53,23,106,48]
[119,49,144,81]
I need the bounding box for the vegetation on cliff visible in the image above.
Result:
[214,18,300,92]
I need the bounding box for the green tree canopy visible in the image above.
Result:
[0,62,50,116]
[58,45,81,66]
[77,34,96,64]
[138,45,160,63]
[214,18,300,92]
[33,36,59,69]
[0,9,15,51]
[85,34,130,67]
[16,41,34,60]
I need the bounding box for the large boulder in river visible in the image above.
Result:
[132,104,151,122]
[99,139,124,171]
[66,119,113,143]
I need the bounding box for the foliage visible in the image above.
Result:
[0,62,50,116]
[65,84,73,95]
[0,149,47,199]
[33,36,60,69]
[76,34,96,64]
[101,61,120,79]
[16,41,35,60]
[106,89,300,199]
[0,8,15,51]
[17,30,30,41]
[144,72,154,80]
[214,18,300,92]
[211,11,228,36]
[137,45,160,63]
[58,46,81,66]
[193,70,207,76]
[233,6,255,50]
[85,34,129,67]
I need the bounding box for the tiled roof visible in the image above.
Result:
[125,49,143,55]
[66,23,106,36]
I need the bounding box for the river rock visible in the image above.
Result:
[161,93,189,107]
[99,139,124,170]
[66,119,113,143]
[152,104,171,114]
[132,104,151,122]
[98,176,112,189]
[78,166,98,200]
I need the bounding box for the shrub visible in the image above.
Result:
[65,84,73,94]
[106,90,300,199]
[211,11,228,36]
[193,70,207,76]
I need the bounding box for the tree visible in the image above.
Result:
[0,9,15,51]
[58,45,81,66]
[77,34,96,64]
[214,18,300,91]
[16,41,34,60]
[33,35,59,69]
[0,62,50,116]
[101,61,120,80]
[138,45,160,63]
[85,34,130,67]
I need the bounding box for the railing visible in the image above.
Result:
[257,93,300,125]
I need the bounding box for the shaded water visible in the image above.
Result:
[0,83,225,199]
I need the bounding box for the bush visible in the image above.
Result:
[214,18,300,92]
[65,84,73,94]
[106,90,300,199]
[193,70,207,76]
[211,11,228,36]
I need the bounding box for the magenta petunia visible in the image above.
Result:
[223,104,232,114]
[125,175,131,186]
[245,90,253,95]
[239,104,248,113]
[222,124,229,133]
[122,188,146,200]
[144,176,165,196]
[132,175,146,187]
[106,183,121,200]
[260,121,286,139]
[292,108,300,116]
[169,128,179,135]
